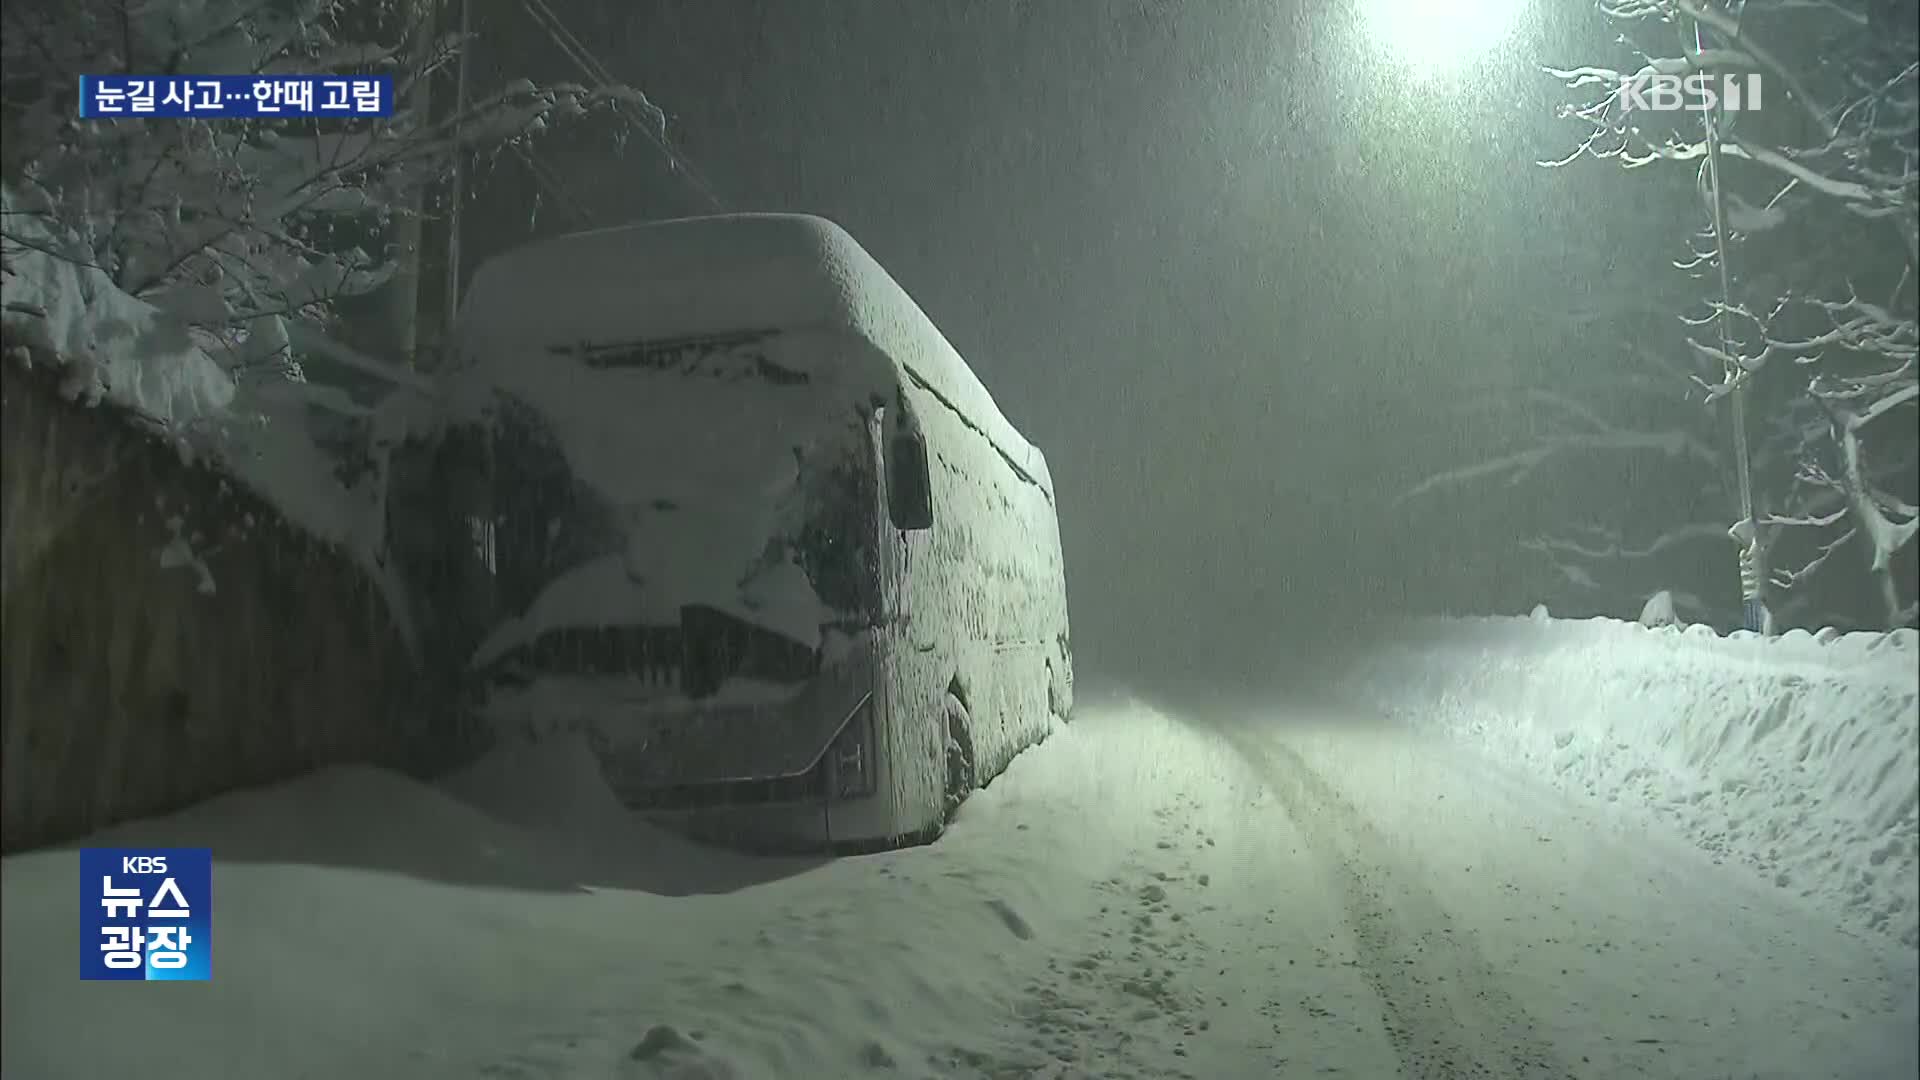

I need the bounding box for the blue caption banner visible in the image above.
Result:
[80,848,213,981]
[78,75,393,119]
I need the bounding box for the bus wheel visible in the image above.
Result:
[943,692,976,819]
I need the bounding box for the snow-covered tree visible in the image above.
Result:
[1,0,671,643]
[0,0,659,378]
[1406,0,1917,629]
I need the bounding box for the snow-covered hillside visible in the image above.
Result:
[1332,614,1920,950]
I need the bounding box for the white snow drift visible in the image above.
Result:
[1332,614,1920,949]
[2,706,1259,1080]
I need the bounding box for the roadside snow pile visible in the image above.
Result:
[0,705,1258,1080]
[1335,615,1920,949]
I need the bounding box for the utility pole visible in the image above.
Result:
[1689,7,1770,635]
[442,0,471,336]
[374,0,439,368]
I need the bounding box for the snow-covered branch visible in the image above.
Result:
[1521,521,1732,562]
[1822,398,1920,571]
[1395,422,1718,506]
[1674,0,1835,137]
[1760,505,1847,529]
[1771,526,1855,592]
[1725,136,1896,212]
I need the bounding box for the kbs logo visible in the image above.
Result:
[1619,72,1763,113]
[80,847,212,981]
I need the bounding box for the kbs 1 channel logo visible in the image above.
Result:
[79,848,212,981]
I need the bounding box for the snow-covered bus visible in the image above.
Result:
[401,214,1073,850]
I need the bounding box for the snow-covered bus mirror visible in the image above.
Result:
[887,428,934,531]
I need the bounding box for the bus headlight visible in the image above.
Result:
[827,698,877,801]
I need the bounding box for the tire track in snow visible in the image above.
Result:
[1228,729,1577,1080]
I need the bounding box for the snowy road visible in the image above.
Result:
[1190,715,1914,1080]
[1203,726,1568,1078]
[5,702,1915,1080]
[961,705,1913,1080]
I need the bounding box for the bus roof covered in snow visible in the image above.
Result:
[455,213,1054,502]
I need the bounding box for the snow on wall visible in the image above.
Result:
[454,213,1054,502]
[1334,615,1920,949]
[0,368,455,853]
[1,190,234,429]
[2,187,418,649]
[208,381,414,644]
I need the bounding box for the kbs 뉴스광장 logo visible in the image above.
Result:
[79,848,212,981]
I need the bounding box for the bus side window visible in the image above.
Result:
[888,425,934,531]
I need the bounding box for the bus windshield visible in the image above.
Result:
[460,338,881,675]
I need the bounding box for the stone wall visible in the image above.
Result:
[1,360,471,852]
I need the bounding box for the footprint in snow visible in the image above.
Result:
[622,1025,739,1080]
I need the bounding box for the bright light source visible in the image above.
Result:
[1362,0,1526,76]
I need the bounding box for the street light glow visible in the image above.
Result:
[1363,0,1527,75]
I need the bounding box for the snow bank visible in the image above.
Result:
[0,704,1258,1080]
[1334,615,1920,948]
